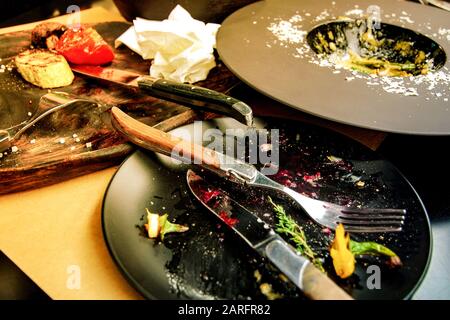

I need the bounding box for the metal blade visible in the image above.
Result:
[186,169,276,249]
[71,65,145,88]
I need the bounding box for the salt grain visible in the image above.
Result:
[268,20,307,44]
[30,139,36,144]
[11,146,18,153]
[86,142,92,148]
[59,138,65,144]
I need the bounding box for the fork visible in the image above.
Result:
[0,92,99,153]
[110,107,406,233]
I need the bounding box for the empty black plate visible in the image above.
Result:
[102,117,431,300]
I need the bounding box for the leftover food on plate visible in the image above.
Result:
[144,208,189,240]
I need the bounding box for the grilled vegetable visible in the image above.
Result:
[15,49,74,88]
[55,26,115,65]
[31,22,67,50]
[144,209,189,240]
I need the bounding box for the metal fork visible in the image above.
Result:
[0,92,99,153]
[110,106,407,234]
[249,172,406,233]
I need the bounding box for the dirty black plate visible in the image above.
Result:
[102,117,431,300]
[216,0,450,134]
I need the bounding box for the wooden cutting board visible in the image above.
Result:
[0,22,239,194]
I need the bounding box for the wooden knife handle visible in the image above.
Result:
[265,238,353,300]
[111,107,222,170]
[302,263,353,300]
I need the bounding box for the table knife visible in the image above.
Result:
[186,169,352,300]
[71,65,253,127]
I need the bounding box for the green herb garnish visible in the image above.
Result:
[268,197,325,272]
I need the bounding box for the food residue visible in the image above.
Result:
[144,208,189,240]
[330,224,356,279]
[218,211,238,227]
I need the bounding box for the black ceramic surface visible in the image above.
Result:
[102,117,431,300]
[216,0,450,134]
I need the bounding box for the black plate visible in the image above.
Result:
[216,0,450,134]
[102,117,431,300]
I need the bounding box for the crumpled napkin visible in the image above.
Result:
[115,5,220,83]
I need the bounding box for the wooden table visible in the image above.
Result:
[0,7,386,300]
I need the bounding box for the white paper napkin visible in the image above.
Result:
[115,5,220,83]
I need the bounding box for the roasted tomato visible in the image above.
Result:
[55,27,114,65]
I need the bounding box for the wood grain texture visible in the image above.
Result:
[111,107,222,169]
[302,263,353,300]
[0,22,239,194]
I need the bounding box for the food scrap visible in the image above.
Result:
[259,283,283,300]
[303,172,321,186]
[330,224,356,279]
[144,208,189,240]
[31,22,67,50]
[350,239,402,268]
[55,26,115,65]
[218,211,238,227]
[330,224,403,278]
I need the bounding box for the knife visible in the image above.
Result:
[186,169,352,300]
[71,65,253,127]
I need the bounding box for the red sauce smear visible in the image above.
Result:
[201,190,221,204]
[219,211,238,227]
